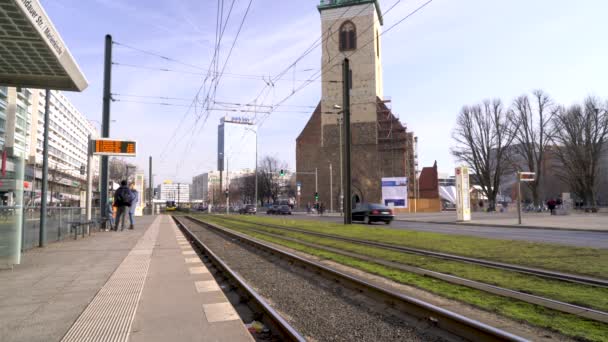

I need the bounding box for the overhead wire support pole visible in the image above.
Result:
[343,58,352,225]
[39,89,51,247]
[100,34,112,228]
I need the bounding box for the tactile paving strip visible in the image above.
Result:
[61,217,161,342]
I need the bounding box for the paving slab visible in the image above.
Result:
[128,215,253,342]
[0,216,154,342]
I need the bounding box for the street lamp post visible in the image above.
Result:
[244,127,258,212]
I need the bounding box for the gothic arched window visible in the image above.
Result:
[339,21,356,51]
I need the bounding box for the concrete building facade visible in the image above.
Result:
[0,86,97,205]
[296,0,416,210]
[157,182,190,203]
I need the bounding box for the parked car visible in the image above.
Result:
[352,203,394,224]
[239,204,257,215]
[277,205,292,215]
[266,205,280,215]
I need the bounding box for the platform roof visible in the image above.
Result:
[0,0,88,92]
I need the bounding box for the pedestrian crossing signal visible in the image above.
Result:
[280,169,284,176]
[314,192,319,202]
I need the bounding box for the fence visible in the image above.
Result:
[20,207,101,251]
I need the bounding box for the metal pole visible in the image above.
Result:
[226,159,229,215]
[39,89,51,247]
[343,58,352,224]
[86,136,92,223]
[177,182,181,208]
[517,176,522,225]
[148,156,152,214]
[315,168,318,194]
[329,163,333,213]
[339,116,343,215]
[100,34,112,228]
[254,131,258,212]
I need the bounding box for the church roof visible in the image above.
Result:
[318,0,383,25]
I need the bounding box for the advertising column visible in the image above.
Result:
[455,166,471,221]
[134,172,145,216]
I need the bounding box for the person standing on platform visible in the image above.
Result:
[128,182,139,230]
[105,199,115,232]
[113,180,133,231]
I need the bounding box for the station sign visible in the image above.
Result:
[518,172,535,182]
[91,138,136,156]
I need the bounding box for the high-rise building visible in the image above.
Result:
[217,116,256,173]
[0,86,97,205]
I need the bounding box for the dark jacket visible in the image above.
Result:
[114,186,133,207]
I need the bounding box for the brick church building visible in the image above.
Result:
[296,0,416,210]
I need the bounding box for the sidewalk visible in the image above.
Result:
[302,211,608,232]
[394,211,608,232]
[0,215,252,342]
[0,216,151,342]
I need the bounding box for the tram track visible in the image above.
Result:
[174,215,528,342]
[211,215,608,288]
[199,215,608,325]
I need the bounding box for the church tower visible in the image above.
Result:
[297,0,415,210]
[319,0,384,141]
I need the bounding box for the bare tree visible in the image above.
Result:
[451,99,516,210]
[258,156,288,204]
[109,158,137,183]
[551,97,608,207]
[508,90,554,205]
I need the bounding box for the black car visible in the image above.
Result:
[277,205,292,215]
[352,203,394,224]
[266,205,280,215]
[239,204,257,215]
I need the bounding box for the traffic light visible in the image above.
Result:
[279,169,284,177]
[314,192,319,202]
[79,165,86,175]
[225,189,229,197]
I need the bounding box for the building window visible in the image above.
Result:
[339,21,356,51]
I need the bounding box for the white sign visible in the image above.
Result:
[381,177,408,208]
[17,0,65,57]
[134,173,145,216]
[518,172,535,182]
[455,166,471,221]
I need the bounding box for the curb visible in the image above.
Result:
[395,219,608,233]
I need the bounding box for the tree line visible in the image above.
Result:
[452,90,608,209]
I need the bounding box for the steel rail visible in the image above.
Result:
[182,215,528,342]
[217,219,608,323]
[172,216,306,342]
[215,215,608,288]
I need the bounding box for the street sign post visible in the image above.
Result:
[517,172,536,224]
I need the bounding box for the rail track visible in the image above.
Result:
[174,215,528,342]
[202,215,608,324]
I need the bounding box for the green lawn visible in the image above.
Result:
[206,214,608,279]
[203,215,608,312]
[195,215,608,342]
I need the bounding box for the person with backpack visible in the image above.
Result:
[113,180,134,231]
[128,182,139,229]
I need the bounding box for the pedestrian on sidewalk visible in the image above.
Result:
[128,183,139,230]
[547,198,557,215]
[113,180,133,231]
[105,199,115,231]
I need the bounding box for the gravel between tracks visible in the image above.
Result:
[185,220,447,342]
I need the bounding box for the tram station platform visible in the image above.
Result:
[0,215,253,342]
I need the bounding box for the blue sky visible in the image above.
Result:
[42,0,608,184]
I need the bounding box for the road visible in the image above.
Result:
[271,214,608,249]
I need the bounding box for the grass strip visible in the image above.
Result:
[199,216,608,342]
[205,215,608,312]
[215,214,608,279]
